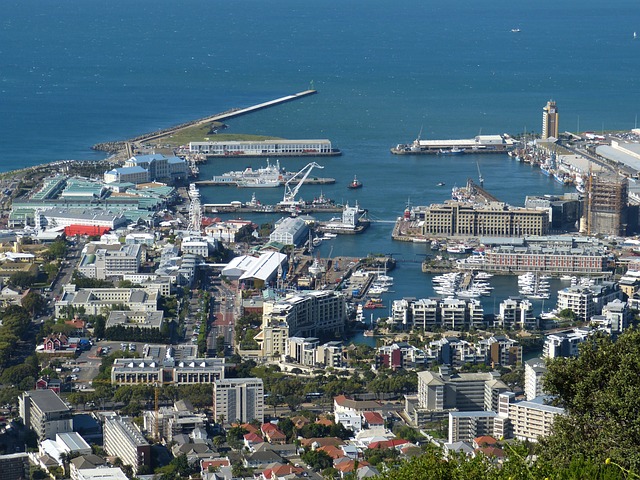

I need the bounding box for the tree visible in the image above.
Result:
[21,291,46,316]
[539,328,640,471]
[301,449,333,471]
[7,271,37,289]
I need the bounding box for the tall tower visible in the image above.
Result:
[542,100,559,139]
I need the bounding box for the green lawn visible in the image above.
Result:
[145,122,281,148]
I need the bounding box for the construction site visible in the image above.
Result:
[582,173,633,237]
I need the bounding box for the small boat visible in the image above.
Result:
[312,237,323,247]
[511,28,521,33]
[347,175,363,189]
[437,182,445,186]
[438,147,465,155]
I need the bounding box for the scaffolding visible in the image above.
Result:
[586,173,628,236]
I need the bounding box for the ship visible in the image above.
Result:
[391,133,516,155]
[347,175,363,189]
[318,201,369,234]
[438,147,465,155]
[237,177,280,188]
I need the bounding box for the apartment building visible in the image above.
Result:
[556,282,621,322]
[256,291,346,358]
[495,392,564,442]
[410,367,508,425]
[543,327,593,359]
[103,415,151,474]
[213,378,264,425]
[77,244,143,280]
[19,390,73,441]
[448,411,497,444]
[524,358,547,401]
[390,297,485,331]
[495,298,537,330]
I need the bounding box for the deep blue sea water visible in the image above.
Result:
[2,0,639,339]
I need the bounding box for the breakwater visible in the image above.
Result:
[92,90,318,154]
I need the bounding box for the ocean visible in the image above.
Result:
[2,0,638,340]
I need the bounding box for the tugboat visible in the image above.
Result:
[347,175,363,189]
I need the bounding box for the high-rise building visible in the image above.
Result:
[103,415,151,474]
[18,390,73,441]
[213,378,264,425]
[524,357,547,401]
[542,100,559,139]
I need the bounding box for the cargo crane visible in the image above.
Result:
[279,162,324,207]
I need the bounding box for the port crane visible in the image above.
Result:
[279,162,324,206]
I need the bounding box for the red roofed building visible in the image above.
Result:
[260,463,305,480]
[368,438,410,450]
[335,459,370,475]
[42,333,69,352]
[317,445,346,460]
[261,423,287,444]
[244,432,263,449]
[200,457,230,472]
[363,411,385,428]
[473,435,499,449]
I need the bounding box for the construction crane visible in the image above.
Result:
[279,162,324,207]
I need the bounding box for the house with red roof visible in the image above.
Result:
[244,432,264,450]
[261,423,287,444]
[368,438,410,450]
[200,457,230,473]
[42,333,69,352]
[472,435,498,449]
[317,445,346,460]
[334,458,371,477]
[362,411,385,429]
[259,462,305,480]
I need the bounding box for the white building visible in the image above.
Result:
[495,392,564,442]
[543,327,593,358]
[39,208,128,230]
[524,357,547,401]
[495,298,537,330]
[390,297,485,330]
[222,252,287,288]
[213,378,264,425]
[55,285,158,318]
[103,416,151,474]
[77,244,143,280]
[448,411,497,444]
[269,217,309,246]
[256,290,347,358]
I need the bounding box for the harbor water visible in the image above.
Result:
[2,0,638,344]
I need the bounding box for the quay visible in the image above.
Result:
[203,203,343,214]
[194,177,336,187]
